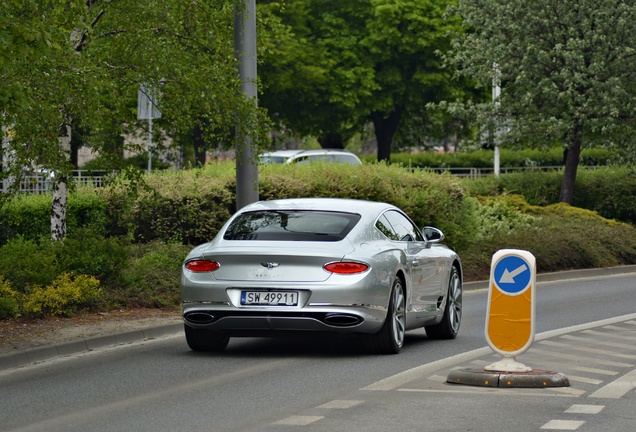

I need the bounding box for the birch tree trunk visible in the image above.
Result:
[2,125,16,193]
[51,122,71,241]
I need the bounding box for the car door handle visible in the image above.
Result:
[411,260,420,267]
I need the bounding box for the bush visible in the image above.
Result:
[102,167,235,244]
[259,162,475,250]
[22,273,101,318]
[381,147,616,169]
[115,241,190,308]
[472,194,537,240]
[457,198,636,281]
[53,227,130,287]
[0,276,19,319]
[0,236,60,292]
[465,167,636,224]
[0,189,110,246]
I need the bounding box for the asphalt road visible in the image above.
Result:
[1,267,635,432]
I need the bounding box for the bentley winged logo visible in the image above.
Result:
[261,262,280,270]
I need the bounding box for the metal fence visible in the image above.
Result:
[421,166,563,179]
[1,170,108,194]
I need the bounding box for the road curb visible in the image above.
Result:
[0,323,182,372]
[447,368,570,388]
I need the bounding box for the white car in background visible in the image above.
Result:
[260,149,362,165]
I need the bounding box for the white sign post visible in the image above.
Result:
[137,84,162,173]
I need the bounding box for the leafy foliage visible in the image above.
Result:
[22,273,101,318]
[119,241,191,308]
[259,0,472,157]
[0,276,19,319]
[442,1,636,203]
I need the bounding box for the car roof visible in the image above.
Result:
[238,198,395,215]
[260,150,304,157]
[259,149,361,163]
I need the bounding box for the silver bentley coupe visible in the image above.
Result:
[181,198,462,354]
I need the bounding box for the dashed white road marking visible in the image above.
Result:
[541,420,585,430]
[565,404,605,414]
[274,416,324,426]
[316,400,363,409]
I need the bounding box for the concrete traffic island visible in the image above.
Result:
[446,368,570,388]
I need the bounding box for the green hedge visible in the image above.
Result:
[369,148,616,169]
[465,167,636,224]
[0,191,108,245]
[97,162,473,251]
[102,167,236,244]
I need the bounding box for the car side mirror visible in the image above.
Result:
[423,226,445,243]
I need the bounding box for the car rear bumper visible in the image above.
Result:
[182,303,387,334]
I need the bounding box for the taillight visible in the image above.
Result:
[324,262,369,274]
[185,260,220,272]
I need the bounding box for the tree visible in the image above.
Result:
[2,0,267,240]
[259,0,467,161]
[442,0,636,204]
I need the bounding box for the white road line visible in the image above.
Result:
[529,348,633,368]
[273,416,324,426]
[316,400,363,409]
[539,340,636,360]
[603,325,633,331]
[361,313,636,392]
[551,387,586,396]
[361,347,492,391]
[541,420,585,430]
[589,368,636,399]
[559,334,636,350]
[527,360,619,376]
[565,375,603,385]
[428,375,449,383]
[565,404,604,414]
[581,329,636,341]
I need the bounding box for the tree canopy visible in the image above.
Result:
[259,0,470,160]
[1,1,269,177]
[1,0,270,239]
[442,0,636,204]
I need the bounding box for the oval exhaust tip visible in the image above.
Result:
[323,314,363,327]
[184,312,215,324]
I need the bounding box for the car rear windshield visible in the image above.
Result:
[223,210,361,241]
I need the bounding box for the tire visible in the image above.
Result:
[366,278,406,355]
[425,266,462,340]
[184,324,230,352]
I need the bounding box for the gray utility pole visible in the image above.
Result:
[234,0,259,209]
[137,83,162,173]
[492,63,501,178]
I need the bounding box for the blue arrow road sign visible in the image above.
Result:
[493,255,531,294]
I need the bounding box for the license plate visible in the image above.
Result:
[241,291,299,306]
